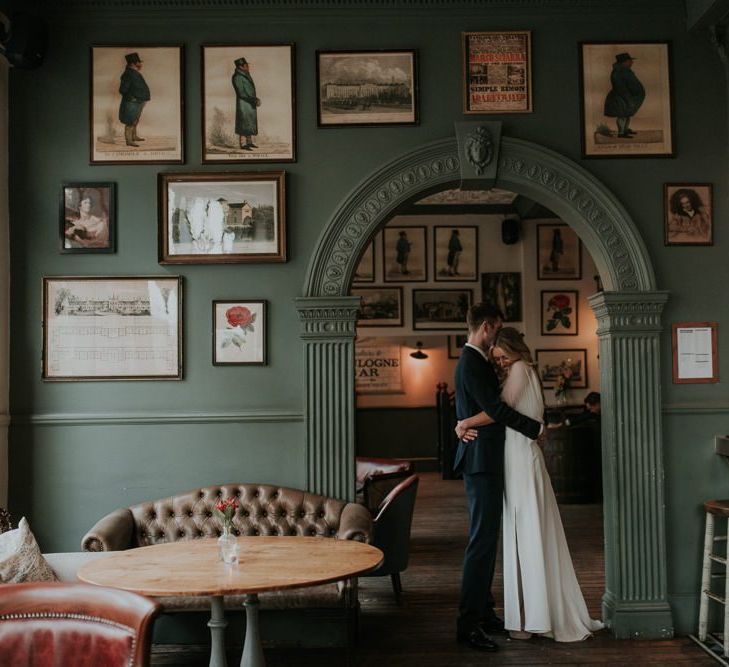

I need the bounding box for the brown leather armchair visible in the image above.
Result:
[355,457,415,515]
[0,582,160,667]
[362,475,419,605]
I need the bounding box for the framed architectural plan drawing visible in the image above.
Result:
[42,276,182,381]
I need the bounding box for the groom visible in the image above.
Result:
[454,302,542,651]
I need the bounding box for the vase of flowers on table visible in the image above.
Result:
[554,365,573,406]
[214,497,240,564]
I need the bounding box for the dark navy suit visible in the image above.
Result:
[454,344,541,633]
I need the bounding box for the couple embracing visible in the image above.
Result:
[454,303,603,652]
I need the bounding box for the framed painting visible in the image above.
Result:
[382,226,427,282]
[317,50,418,127]
[541,290,579,335]
[158,171,286,264]
[353,240,376,283]
[535,349,588,389]
[413,289,472,331]
[433,226,478,281]
[448,334,468,359]
[42,276,182,381]
[202,44,295,163]
[580,41,674,158]
[462,31,532,114]
[90,45,184,164]
[60,183,116,253]
[481,272,521,322]
[537,223,581,280]
[664,184,713,246]
[352,287,403,327]
[212,300,266,365]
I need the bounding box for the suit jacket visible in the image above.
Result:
[453,345,541,476]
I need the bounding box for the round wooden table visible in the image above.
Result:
[78,536,383,667]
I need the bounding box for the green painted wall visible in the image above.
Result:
[7,0,729,635]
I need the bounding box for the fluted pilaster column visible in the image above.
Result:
[295,296,360,501]
[589,291,672,639]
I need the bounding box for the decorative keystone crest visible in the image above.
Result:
[464,126,494,175]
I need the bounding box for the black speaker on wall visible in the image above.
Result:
[0,12,48,70]
[501,218,521,245]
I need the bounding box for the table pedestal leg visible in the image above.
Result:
[208,595,228,667]
[241,593,265,667]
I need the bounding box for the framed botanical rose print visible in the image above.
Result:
[212,300,267,365]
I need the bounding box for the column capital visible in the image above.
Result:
[588,291,669,335]
[294,296,360,339]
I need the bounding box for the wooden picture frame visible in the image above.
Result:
[537,223,582,280]
[535,349,588,389]
[158,171,286,264]
[316,50,419,127]
[352,287,403,327]
[90,45,184,164]
[448,334,468,359]
[382,226,427,282]
[671,321,718,384]
[201,44,296,163]
[462,31,532,114]
[212,300,267,366]
[413,289,472,331]
[541,290,579,335]
[664,183,713,246]
[580,41,674,158]
[433,226,478,282]
[353,240,376,283]
[60,182,116,254]
[481,272,522,322]
[42,276,183,381]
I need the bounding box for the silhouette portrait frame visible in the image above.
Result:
[536,223,582,281]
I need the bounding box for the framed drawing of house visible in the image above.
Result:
[202,44,295,163]
[580,41,674,158]
[352,287,403,327]
[412,289,472,331]
[90,45,184,164]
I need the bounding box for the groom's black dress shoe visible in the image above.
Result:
[457,626,499,652]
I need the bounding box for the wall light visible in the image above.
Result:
[410,341,428,360]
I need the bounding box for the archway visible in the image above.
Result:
[296,136,671,639]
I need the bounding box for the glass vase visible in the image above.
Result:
[218,525,240,564]
[555,392,568,407]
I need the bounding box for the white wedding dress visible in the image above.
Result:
[501,360,604,641]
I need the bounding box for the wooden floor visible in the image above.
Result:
[154,472,711,666]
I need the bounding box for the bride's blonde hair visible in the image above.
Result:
[494,327,536,366]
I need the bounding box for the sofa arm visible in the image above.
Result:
[81,508,135,552]
[337,502,373,543]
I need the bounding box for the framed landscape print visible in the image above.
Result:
[413,289,472,331]
[664,184,713,246]
[352,287,403,327]
[60,183,115,253]
[462,31,532,114]
[317,50,418,127]
[434,226,478,281]
[448,334,468,359]
[202,44,295,163]
[159,171,286,264]
[481,272,521,322]
[212,300,266,365]
[90,45,184,164]
[537,223,581,280]
[535,349,588,389]
[42,276,182,381]
[382,226,427,282]
[541,290,579,335]
[353,240,375,283]
[580,42,674,158]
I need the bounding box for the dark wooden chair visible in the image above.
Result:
[356,456,415,515]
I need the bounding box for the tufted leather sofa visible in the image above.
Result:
[78,483,372,623]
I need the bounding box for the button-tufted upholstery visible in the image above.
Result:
[0,582,160,667]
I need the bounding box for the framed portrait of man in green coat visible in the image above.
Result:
[580,41,674,158]
[202,44,295,163]
[90,45,184,164]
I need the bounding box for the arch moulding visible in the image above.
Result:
[296,136,672,640]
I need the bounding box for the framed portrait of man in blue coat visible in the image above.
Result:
[580,41,674,158]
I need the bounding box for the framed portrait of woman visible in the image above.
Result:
[59,183,116,254]
[664,183,713,246]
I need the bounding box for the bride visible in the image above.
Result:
[456,327,603,642]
